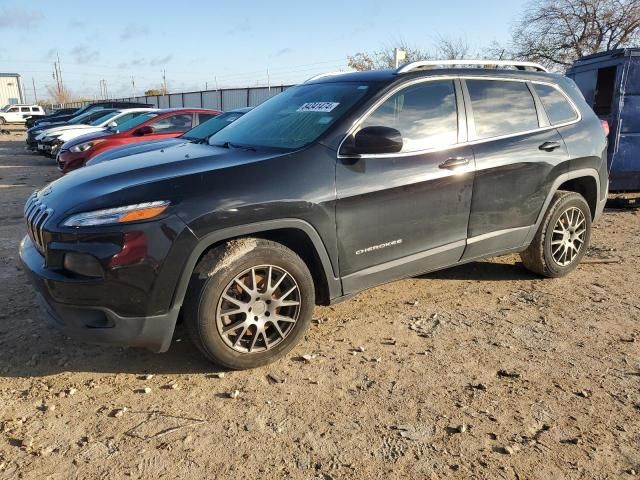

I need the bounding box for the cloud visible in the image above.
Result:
[42,48,57,61]
[224,19,251,36]
[149,55,172,66]
[68,19,84,28]
[0,7,43,29]
[120,24,149,40]
[70,46,100,64]
[116,55,172,69]
[275,48,294,57]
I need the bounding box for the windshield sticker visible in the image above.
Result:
[297,102,340,113]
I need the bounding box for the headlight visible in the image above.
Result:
[70,139,104,153]
[62,201,170,227]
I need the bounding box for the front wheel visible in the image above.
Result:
[184,238,315,369]
[521,191,592,277]
[0,117,5,125]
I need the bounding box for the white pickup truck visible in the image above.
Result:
[0,104,45,124]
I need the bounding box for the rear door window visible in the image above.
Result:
[593,66,617,117]
[466,80,539,139]
[533,84,578,125]
[20,107,30,112]
[360,80,458,152]
[197,113,218,124]
[150,113,194,133]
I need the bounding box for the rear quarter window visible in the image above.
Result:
[534,84,579,125]
[466,79,539,139]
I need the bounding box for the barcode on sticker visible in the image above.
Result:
[297,102,340,113]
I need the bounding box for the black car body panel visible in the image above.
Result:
[20,67,608,352]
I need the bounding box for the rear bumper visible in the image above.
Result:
[19,235,180,353]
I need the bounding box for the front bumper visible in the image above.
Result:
[37,139,62,156]
[57,149,85,173]
[18,223,191,353]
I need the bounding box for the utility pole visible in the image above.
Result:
[32,77,38,103]
[99,79,109,99]
[161,69,167,94]
[131,76,136,97]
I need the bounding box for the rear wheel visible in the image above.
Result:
[184,238,315,369]
[521,191,592,277]
[0,117,5,125]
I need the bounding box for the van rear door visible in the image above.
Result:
[613,56,640,190]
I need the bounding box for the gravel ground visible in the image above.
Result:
[0,132,639,479]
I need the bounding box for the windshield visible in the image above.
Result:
[88,111,120,126]
[117,112,158,132]
[182,111,245,141]
[208,82,372,150]
[68,109,107,124]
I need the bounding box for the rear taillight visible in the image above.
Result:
[600,120,610,137]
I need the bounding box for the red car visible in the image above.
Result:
[57,108,221,174]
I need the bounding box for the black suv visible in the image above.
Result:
[20,61,608,369]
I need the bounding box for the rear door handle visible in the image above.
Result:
[539,141,561,152]
[439,157,470,169]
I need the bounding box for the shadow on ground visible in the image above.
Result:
[420,259,539,282]
[1,260,539,378]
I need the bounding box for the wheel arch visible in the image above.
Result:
[171,219,341,311]
[524,168,601,247]
[557,176,598,220]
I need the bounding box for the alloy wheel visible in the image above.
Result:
[550,206,586,266]
[215,265,301,354]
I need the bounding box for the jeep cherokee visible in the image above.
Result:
[20,60,609,369]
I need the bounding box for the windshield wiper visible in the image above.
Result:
[211,141,256,151]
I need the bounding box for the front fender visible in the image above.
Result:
[169,219,342,311]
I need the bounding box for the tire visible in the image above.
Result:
[184,238,315,369]
[520,191,592,278]
[0,117,5,125]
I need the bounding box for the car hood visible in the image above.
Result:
[43,125,101,136]
[38,142,287,218]
[87,138,185,165]
[29,120,70,133]
[60,130,111,150]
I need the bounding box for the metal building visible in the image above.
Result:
[0,73,25,107]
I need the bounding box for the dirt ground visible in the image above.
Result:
[0,130,638,480]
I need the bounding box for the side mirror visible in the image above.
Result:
[134,125,153,136]
[352,126,403,155]
[107,121,118,128]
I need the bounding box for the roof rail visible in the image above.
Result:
[304,71,351,83]
[396,59,549,74]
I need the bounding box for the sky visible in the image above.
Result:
[0,0,529,102]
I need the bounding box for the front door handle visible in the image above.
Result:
[439,157,470,169]
[539,141,561,152]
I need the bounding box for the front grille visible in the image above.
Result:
[24,193,53,253]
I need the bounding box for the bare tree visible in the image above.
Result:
[347,40,431,71]
[512,0,640,69]
[434,35,471,60]
[347,37,476,71]
[46,85,73,104]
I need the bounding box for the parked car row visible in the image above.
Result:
[25,104,250,172]
[20,60,610,370]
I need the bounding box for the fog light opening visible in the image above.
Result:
[63,252,104,278]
